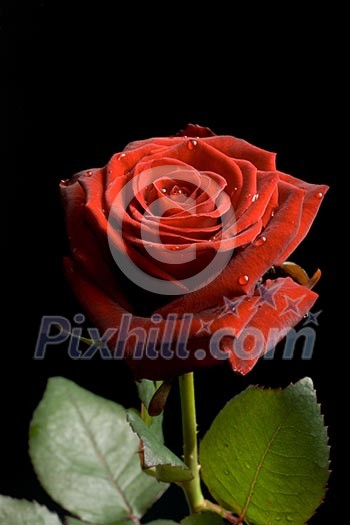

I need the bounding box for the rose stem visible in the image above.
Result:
[178,372,205,513]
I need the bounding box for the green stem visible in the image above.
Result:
[179,373,205,512]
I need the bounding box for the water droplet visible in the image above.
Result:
[224,469,230,475]
[187,139,198,150]
[233,186,238,191]
[85,170,93,177]
[170,245,180,251]
[238,275,249,285]
[304,313,309,319]
[246,192,252,199]
[210,235,218,242]
[286,515,294,522]
[117,153,126,160]
[275,516,282,522]
[161,188,167,194]
[255,235,267,246]
[60,178,70,186]
[245,462,251,469]
[315,192,324,199]
[252,193,259,202]
[271,209,275,217]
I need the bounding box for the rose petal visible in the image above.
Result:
[203,136,277,171]
[59,174,133,312]
[156,179,305,316]
[80,168,182,284]
[274,172,329,264]
[176,123,216,137]
[227,277,318,374]
[63,262,317,379]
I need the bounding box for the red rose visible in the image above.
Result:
[60,124,328,379]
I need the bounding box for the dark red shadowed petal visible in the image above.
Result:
[63,261,317,380]
[61,258,250,378]
[176,123,216,138]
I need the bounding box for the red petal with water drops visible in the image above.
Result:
[227,277,318,374]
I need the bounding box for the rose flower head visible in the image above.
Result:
[60,124,328,379]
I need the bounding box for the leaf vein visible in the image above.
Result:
[239,423,282,520]
[70,393,133,516]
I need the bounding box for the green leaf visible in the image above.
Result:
[65,515,179,524]
[64,517,130,525]
[200,378,330,525]
[136,380,164,440]
[136,379,158,409]
[0,496,62,525]
[181,512,226,524]
[128,410,193,483]
[145,521,178,525]
[29,377,167,524]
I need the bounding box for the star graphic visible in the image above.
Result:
[257,281,283,309]
[219,296,244,318]
[303,310,322,327]
[279,295,305,317]
[196,319,214,335]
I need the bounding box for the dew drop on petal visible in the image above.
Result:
[255,235,267,246]
[60,178,70,186]
[187,139,198,150]
[85,170,93,177]
[238,275,249,285]
[271,209,275,217]
[252,193,259,202]
[315,192,324,199]
[117,153,126,160]
[161,188,167,194]
[170,245,180,251]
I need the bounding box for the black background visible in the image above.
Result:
[3,2,338,523]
